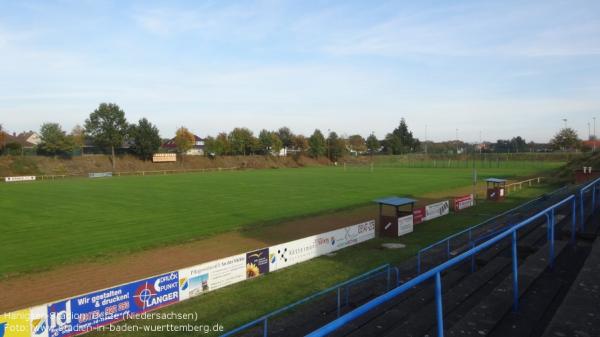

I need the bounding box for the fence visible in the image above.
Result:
[306,195,578,337]
[0,166,241,182]
[112,166,240,176]
[505,177,543,195]
[579,176,600,230]
[221,264,400,337]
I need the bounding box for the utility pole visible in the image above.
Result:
[456,128,459,154]
[589,122,592,140]
[424,124,428,154]
[327,128,331,164]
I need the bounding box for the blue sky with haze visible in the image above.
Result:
[1,0,599,142]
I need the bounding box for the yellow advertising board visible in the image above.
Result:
[0,309,30,337]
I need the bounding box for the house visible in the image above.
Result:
[4,131,41,149]
[162,134,205,155]
[583,140,600,151]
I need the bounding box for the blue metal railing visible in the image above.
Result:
[221,263,399,337]
[416,185,569,274]
[307,195,577,337]
[579,177,600,230]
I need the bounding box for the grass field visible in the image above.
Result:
[0,164,563,277]
[87,185,555,337]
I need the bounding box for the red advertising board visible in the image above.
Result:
[454,194,474,211]
[413,207,426,224]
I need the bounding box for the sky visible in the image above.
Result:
[0,0,599,143]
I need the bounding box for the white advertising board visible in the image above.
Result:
[269,220,375,272]
[178,254,246,300]
[425,200,450,221]
[397,215,414,236]
[5,176,36,182]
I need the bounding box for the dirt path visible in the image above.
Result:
[0,181,512,313]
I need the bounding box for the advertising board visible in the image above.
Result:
[412,207,425,224]
[453,194,474,211]
[4,176,36,183]
[425,200,450,221]
[45,272,179,337]
[178,254,246,301]
[87,173,112,179]
[397,215,413,236]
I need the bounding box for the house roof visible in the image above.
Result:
[162,134,204,149]
[3,133,36,148]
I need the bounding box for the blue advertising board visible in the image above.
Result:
[46,272,179,337]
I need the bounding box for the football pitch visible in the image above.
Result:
[0,163,562,278]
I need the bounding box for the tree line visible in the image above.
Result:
[0,104,424,166]
[2,102,586,167]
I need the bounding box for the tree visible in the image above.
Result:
[4,142,22,156]
[71,125,85,155]
[85,103,128,169]
[366,134,380,155]
[550,128,581,151]
[277,127,294,149]
[326,131,346,161]
[258,130,283,155]
[348,134,367,153]
[510,136,527,153]
[174,127,195,161]
[228,127,256,155]
[258,129,273,155]
[292,135,308,152]
[270,132,283,154]
[129,118,161,160]
[308,129,326,158]
[0,124,6,152]
[38,123,73,156]
[215,132,230,155]
[383,118,419,154]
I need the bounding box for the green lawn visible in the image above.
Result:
[0,165,561,277]
[89,185,556,337]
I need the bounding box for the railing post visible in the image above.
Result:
[470,241,476,273]
[386,266,391,291]
[435,272,444,337]
[264,318,268,337]
[512,231,519,312]
[337,287,341,317]
[580,192,585,231]
[572,197,577,243]
[549,210,555,269]
[417,251,421,275]
[446,240,451,259]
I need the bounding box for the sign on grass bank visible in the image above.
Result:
[178,254,246,301]
[454,194,474,211]
[4,176,36,183]
[88,172,112,178]
[425,200,450,221]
